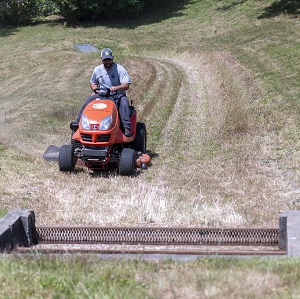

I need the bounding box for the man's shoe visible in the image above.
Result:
[125,128,132,137]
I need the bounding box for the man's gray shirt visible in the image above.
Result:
[90,63,131,95]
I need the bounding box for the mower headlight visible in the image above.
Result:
[81,114,90,130]
[100,115,113,131]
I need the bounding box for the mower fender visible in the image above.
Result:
[72,129,81,141]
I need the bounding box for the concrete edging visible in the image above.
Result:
[0,209,37,252]
[279,210,300,256]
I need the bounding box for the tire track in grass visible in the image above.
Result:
[136,58,184,152]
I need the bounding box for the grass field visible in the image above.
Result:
[1,0,300,297]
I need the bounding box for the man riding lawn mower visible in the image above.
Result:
[58,48,150,176]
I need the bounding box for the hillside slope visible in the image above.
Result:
[0,0,299,227]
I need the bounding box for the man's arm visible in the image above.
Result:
[110,83,129,93]
[90,82,98,92]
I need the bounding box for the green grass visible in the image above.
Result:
[1,256,300,298]
[1,0,300,297]
[0,257,149,299]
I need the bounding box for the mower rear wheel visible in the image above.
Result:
[58,144,76,172]
[130,122,147,153]
[119,148,136,176]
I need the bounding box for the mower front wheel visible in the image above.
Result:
[119,148,136,176]
[58,144,76,172]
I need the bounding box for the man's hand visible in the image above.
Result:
[110,86,118,92]
[110,83,129,93]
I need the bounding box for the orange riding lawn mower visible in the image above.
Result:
[43,89,150,176]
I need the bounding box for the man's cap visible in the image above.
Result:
[101,48,113,60]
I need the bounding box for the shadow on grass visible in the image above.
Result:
[215,0,299,19]
[0,26,17,37]
[258,0,300,19]
[87,150,158,178]
[216,1,247,11]
[49,0,192,29]
[0,0,191,35]
[0,16,65,37]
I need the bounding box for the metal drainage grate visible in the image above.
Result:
[72,44,99,53]
[36,227,279,246]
